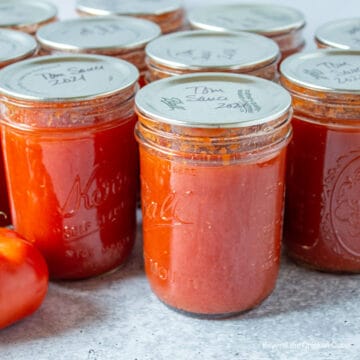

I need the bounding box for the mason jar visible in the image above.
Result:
[0,54,139,279]
[135,73,292,317]
[188,4,305,61]
[315,18,360,50]
[36,16,161,87]
[145,30,280,83]
[0,0,57,35]
[76,0,184,34]
[0,29,38,226]
[280,50,360,272]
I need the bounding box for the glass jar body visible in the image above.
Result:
[136,115,291,317]
[282,82,360,272]
[0,94,138,279]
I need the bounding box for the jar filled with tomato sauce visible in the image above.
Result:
[315,18,360,50]
[0,29,38,226]
[76,0,184,34]
[0,0,57,35]
[188,4,305,61]
[36,16,161,88]
[0,54,139,279]
[280,50,360,272]
[145,30,280,83]
[135,73,292,317]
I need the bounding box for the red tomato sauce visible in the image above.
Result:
[140,145,287,315]
[284,116,360,272]
[2,113,138,279]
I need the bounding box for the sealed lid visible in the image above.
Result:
[76,0,182,16]
[146,30,279,71]
[315,18,360,50]
[0,54,139,102]
[135,73,291,128]
[280,50,360,94]
[0,0,57,28]
[36,16,161,53]
[0,29,37,64]
[188,4,305,36]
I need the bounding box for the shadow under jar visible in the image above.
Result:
[315,17,360,50]
[280,50,360,273]
[188,3,305,61]
[76,0,184,34]
[145,30,280,83]
[0,0,57,35]
[36,16,161,88]
[0,54,139,280]
[0,29,38,226]
[135,73,292,318]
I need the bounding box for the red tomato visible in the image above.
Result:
[0,228,48,330]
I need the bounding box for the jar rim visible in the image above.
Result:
[0,0,57,28]
[0,54,139,103]
[36,16,161,53]
[145,30,280,71]
[135,72,291,128]
[280,49,360,95]
[188,3,305,36]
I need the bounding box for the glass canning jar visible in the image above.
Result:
[315,18,360,50]
[0,29,38,226]
[188,4,305,61]
[135,73,292,317]
[0,0,57,35]
[280,50,360,272]
[0,54,139,279]
[76,0,185,34]
[145,30,280,83]
[36,16,161,88]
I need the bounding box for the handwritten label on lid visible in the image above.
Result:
[135,73,290,128]
[316,18,360,50]
[0,55,139,101]
[0,0,57,27]
[281,51,360,92]
[37,17,161,51]
[189,4,305,35]
[146,31,279,69]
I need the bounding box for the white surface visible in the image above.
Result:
[2,1,360,360]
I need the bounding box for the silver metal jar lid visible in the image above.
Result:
[0,29,37,63]
[315,18,360,50]
[0,0,57,28]
[0,54,139,102]
[76,0,182,16]
[280,50,360,94]
[188,4,305,36]
[135,73,291,128]
[36,16,161,53]
[146,30,280,71]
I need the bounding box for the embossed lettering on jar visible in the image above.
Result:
[280,50,360,272]
[0,54,139,279]
[145,30,280,83]
[135,73,292,317]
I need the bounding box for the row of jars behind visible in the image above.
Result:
[0,0,360,317]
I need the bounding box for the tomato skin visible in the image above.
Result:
[0,228,48,330]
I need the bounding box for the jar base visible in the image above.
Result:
[157,295,270,320]
[287,253,360,274]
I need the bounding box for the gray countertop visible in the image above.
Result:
[2,215,360,360]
